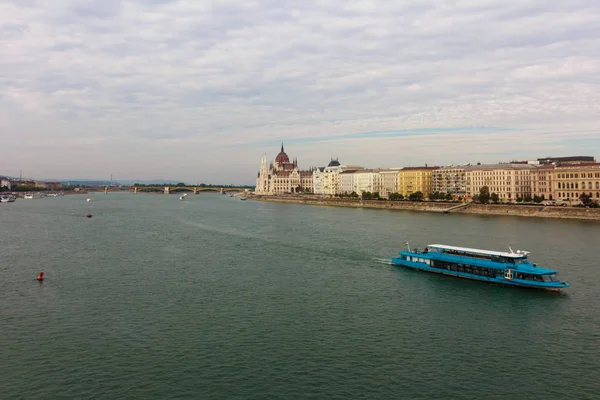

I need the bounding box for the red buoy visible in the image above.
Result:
[37,272,44,281]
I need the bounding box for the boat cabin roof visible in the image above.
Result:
[428,244,528,259]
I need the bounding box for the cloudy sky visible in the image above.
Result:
[1,1,599,184]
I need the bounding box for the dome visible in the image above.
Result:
[275,143,290,164]
[327,158,340,167]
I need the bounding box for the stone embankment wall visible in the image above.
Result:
[251,196,600,221]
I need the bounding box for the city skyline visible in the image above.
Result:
[1,1,599,182]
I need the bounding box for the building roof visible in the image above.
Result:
[401,166,440,171]
[327,158,341,167]
[465,163,537,171]
[428,244,528,259]
[275,143,290,164]
[554,162,600,169]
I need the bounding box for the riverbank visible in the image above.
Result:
[250,195,600,221]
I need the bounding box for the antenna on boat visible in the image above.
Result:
[404,241,411,252]
[509,246,514,254]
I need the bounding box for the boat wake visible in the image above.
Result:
[374,258,394,265]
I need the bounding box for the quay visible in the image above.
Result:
[249,195,600,221]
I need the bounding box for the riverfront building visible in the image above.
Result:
[312,167,325,194]
[465,163,536,200]
[354,169,383,195]
[255,144,313,195]
[431,166,467,198]
[531,165,555,200]
[398,166,439,197]
[553,163,600,201]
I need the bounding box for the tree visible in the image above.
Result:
[580,193,594,207]
[445,193,453,201]
[490,192,500,203]
[516,197,523,203]
[479,186,491,204]
[350,191,359,198]
[472,194,480,203]
[372,191,380,200]
[389,192,403,201]
[409,191,424,201]
[533,195,544,203]
[524,194,533,202]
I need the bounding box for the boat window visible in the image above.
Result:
[542,275,551,282]
[549,274,559,282]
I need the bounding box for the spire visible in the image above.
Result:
[281,142,284,153]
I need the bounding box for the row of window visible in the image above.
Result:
[558,192,600,198]
[430,260,503,277]
[558,173,600,178]
[429,260,556,282]
[558,182,600,189]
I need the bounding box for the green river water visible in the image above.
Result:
[1,193,599,399]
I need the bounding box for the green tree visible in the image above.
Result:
[524,194,533,202]
[579,193,594,207]
[372,191,381,200]
[409,191,424,201]
[445,193,453,201]
[533,195,543,203]
[350,191,359,198]
[516,197,523,203]
[490,192,500,203]
[472,194,480,203]
[479,186,491,204]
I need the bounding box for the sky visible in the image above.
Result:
[1,0,599,184]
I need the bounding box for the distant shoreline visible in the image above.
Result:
[250,195,600,221]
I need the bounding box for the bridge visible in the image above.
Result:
[94,186,250,194]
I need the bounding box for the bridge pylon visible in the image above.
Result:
[164,186,170,194]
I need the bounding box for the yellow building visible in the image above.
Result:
[398,167,439,197]
[553,162,600,202]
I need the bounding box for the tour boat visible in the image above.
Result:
[391,243,570,291]
[24,194,34,199]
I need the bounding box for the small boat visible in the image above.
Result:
[86,198,92,202]
[24,194,34,199]
[239,197,247,201]
[179,193,188,200]
[391,243,569,291]
[1,195,16,203]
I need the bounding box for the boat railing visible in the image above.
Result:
[409,250,509,269]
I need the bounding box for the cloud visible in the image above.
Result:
[0,0,599,183]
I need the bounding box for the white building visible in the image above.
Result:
[312,167,325,195]
[465,163,536,200]
[355,169,383,195]
[255,144,314,195]
[1,177,11,190]
[379,169,402,198]
[321,160,363,195]
[339,170,359,194]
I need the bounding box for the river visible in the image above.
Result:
[1,193,598,399]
